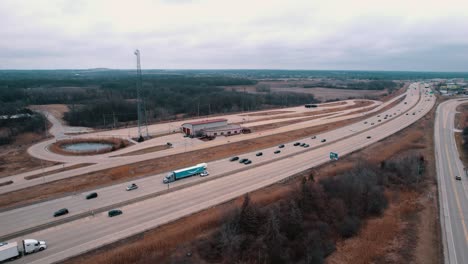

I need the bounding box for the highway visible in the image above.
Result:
[2,83,436,264]
[0,84,421,240]
[435,99,468,264]
[1,97,396,193]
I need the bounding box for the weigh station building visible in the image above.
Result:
[181,118,243,137]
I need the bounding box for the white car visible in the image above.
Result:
[200,171,209,177]
[126,183,138,191]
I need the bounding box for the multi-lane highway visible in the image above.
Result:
[0,97,397,193]
[0,83,422,240]
[435,99,468,264]
[1,83,436,264]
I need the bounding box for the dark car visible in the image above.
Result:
[244,160,252,165]
[378,120,381,122]
[406,113,409,115]
[404,102,407,104]
[303,144,310,148]
[230,156,239,161]
[311,136,316,139]
[371,123,375,125]
[364,121,368,124]
[300,143,306,147]
[108,209,123,217]
[239,158,248,163]
[274,150,281,154]
[85,192,98,200]
[256,152,263,156]
[367,136,371,139]
[278,144,285,148]
[455,176,462,181]
[54,208,69,217]
[321,139,326,143]
[293,142,301,146]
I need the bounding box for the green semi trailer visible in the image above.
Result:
[163,163,208,183]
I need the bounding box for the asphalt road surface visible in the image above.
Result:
[435,99,468,264]
[0,83,422,240]
[2,83,436,264]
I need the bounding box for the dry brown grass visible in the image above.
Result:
[49,137,131,156]
[0,133,59,178]
[241,110,295,116]
[0,181,13,187]
[24,163,94,180]
[113,145,171,157]
[247,113,335,132]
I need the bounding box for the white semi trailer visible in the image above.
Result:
[0,239,47,262]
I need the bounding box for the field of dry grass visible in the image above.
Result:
[24,163,94,180]
[64,96,440,264]
[0,132,59,178]
[114,145,171,157]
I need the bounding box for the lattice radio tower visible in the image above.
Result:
[134,49,148,140]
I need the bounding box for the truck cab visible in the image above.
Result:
[163,172,175,184]
[23,239,47,254]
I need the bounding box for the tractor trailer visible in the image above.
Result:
[163,163,207,183]
[0,239,47,262]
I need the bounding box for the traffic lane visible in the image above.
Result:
[436,100,468,264]
[0,85,427,237]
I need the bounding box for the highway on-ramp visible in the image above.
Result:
[435,99,468,264]
[3,83,436,264]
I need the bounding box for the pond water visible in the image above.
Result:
[62,142,113,152]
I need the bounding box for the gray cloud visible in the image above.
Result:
[0,0,467,71]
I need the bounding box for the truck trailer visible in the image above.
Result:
[0,239,47,262]
[163,163,207,183]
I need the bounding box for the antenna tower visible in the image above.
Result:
[134,49,148,140]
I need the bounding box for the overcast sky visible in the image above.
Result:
[1,0,467,71]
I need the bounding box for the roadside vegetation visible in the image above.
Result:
[0,108,46,145]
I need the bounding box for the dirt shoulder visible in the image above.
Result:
[64,97,440,264]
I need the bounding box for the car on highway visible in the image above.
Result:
[54,208,69,217]
[294,142,301,146]
[108,209,123,217]
[244,160,252,165]
[406,113,409,115]
[300,143,306,147]
[384,117,387,119]
[256,152,263,156]
[371,123,374,125]
[278,144,285,148]
[274,150,281,154]
[378,120,381,122]
[303,144,309,148]
[364,121,368,124]
[367,136,371,139]
[230,157,239,161]
[404,102,407,104]
[126,183,138,191]
[321,139,326,143]
[413,113,416,115]
[85,192,98,200]
[311,136,316,139]
[239,158,248,163]
[200,171,209,177]
[455,176,461,181]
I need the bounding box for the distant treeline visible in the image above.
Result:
[0,72,317,128]
[303,80,400,91]
[0,109,46,145]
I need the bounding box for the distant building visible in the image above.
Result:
[181,119,228,136]
[203,124,243,137]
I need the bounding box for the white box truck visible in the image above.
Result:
[0,239,47,262]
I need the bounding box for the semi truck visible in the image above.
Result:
[163,163,207,183]
[0,239,47,262]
